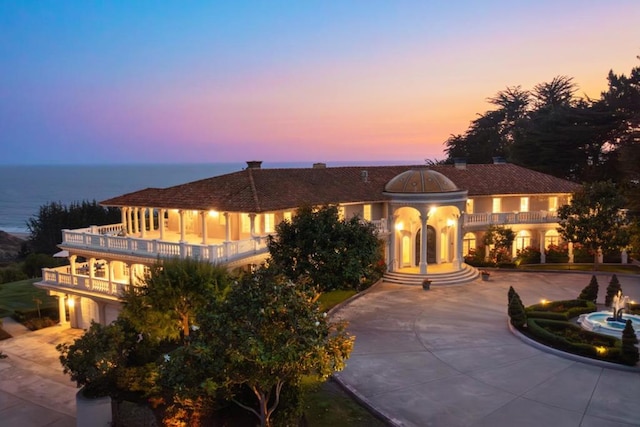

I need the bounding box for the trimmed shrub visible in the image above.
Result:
[545,244,569,263]
[516,246,541,265]
[507,287,526,329]
[605,275,622,307]
[578,275,598,303]
[620,320,639,366]
[526,299,596,321]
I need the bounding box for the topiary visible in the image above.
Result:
[508,286,516,306]
[620,320,639,366]
[578,275,598,303]
[507,287,527,329]
[605,275,622,307]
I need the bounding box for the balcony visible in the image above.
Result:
[463,211,558,228]
[60,224,269,264]
[38,265,127,301]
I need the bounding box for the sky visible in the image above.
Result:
[1,1,639,165]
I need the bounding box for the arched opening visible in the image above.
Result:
[544,229,560,249]
[514,230,531,252]
[401,235,411,267]
[463,232,476,256]
[415,226,436,265]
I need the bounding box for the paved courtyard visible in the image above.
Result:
[334,271,640,427]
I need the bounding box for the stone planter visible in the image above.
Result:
[76,389,112,427]
[481,273,490,282]
[422,280,431,290]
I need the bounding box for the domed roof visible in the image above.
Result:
[384,168,459,193]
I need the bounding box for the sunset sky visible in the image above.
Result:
[2,1,639,165]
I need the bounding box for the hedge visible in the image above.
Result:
[526,300,596,321]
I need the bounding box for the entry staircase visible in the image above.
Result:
[383,264,479,286]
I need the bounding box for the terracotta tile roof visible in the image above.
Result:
[100,163,580,213]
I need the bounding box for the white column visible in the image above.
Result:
[179,210,185,242]
[133,208,139,234]
[568,242,574,263]
[141,208,147,238]
[121,208,127,232]
[201,211,208,245]
[539,230,546,264]
[224,212,231,242]
[57,293,68,325]
[452,215,461,269]
[160,209,166,240]
[388,214,397,272]
[127,207,133,234]
[249,213,257,237]
[149,208,155,232]
[89,258,95,279]
[419,214,428,274]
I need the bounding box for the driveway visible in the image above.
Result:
[333,271,640,427]
[0,323,83,427]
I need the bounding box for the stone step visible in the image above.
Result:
[383,265,479,286]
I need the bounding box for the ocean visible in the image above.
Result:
[0,161,415,234]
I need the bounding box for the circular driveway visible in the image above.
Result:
[333,271,640,427]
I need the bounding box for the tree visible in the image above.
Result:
[507,288,526,329]
[482,225,515,263]
[557,181,631,266]
[121,257,230,342]
[578,275,599,303]
[27,200,121,255]
[166,268,354,427]
[605,275,622,307]
[267,205,384,291]
[620,320,639,366]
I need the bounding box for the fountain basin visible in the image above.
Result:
[578,311,640,339]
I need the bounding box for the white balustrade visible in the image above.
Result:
[463,211,558,227]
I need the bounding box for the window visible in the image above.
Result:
[548,196,558,212]
[363,204,372,221]
[283,211,292,222]
[219,213,226,225]
[463,232,476,256]
[264,213,275,233]
[520,197,529,212]
[338,206,345,220]
[492,198,502,213]
[514,230,531,252]
[241,213,251,233]
[466,199,474,214]
[545,230,560,248]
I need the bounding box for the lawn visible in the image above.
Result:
[0,278,58,318]
[520,263,640,274]
[318,290,357,312]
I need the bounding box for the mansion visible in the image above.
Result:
[36,159,580,329]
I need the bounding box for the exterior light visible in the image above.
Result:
[595,346,607,356]
[67,298,75,308]
[541,299,548,305]
[395,222,403,231]
[446,219,455,227]
[429,207,436,215]
[208,210,219,217]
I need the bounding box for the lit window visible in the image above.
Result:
[466,199,474,214]
[264,213,275,233]
[241,213,250,233]
[515,230,531,251]
[219,213,226,225]
[520,197,529,212]
[463,232,476,255]
[338,206,345,220]
[363,204,372,221]
[492,198,501,213]
[548,196,558,212]
[545,230,559,248]
[283,211,292,222]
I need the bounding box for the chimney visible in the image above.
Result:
[246,160,262,169]
[360,170,369,183]
[453,158,467,170]
[313,162,327,169]
[492,156,506,165]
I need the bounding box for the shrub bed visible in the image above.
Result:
[526,318,621,363]
[526,299,596,321]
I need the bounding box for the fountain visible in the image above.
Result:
[578,290,640,339]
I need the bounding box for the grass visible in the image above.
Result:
[302,377,386,427]
[318,290,357,312]
[0,278,58,318]
[519,263,640,274]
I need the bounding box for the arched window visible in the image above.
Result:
[515,230,531,252]
[463,232,476,255]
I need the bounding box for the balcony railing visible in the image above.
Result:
[61,225,269,264]
[39,265,127,299]
[463,211,558,227]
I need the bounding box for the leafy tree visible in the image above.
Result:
[121,257,230,342]
[605,275,622,307]
[482,225,515,263]
[27,200,121,255]
[620,320,639,366]
[166,268,354,427]
[267,205,383,291]
[578,275,599,303]
[557,181,631,266]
